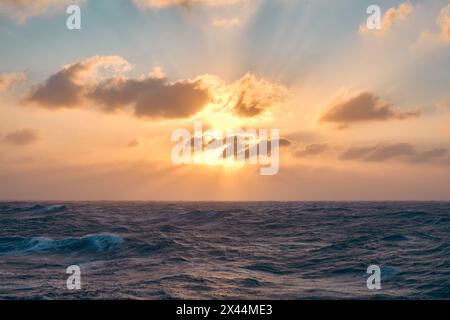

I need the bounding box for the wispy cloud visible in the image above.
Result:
[339,143,448,163]
[133,0,257,29]
[132,0,243,10]
[2,128,40,146]
[212,16,241,28]
[294,143,330,157]
[0,72,26,92]
[0,0,85,23]
[128,138,140,148]
[414,4,450,49]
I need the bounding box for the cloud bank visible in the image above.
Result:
[24,56,286,120]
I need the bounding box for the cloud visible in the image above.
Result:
[183,132,290,161]
[2,0,235,22]
[0,72,26,92]
[319,92,420,128]
[220,136,290,160]
[224,74,288,117]
[294,143,329,157]
[2,128,40,146]
[414,4,450,48]
[25,55,132,109]
[359,2,413,35]
[132,0,243,9]
[133,0,257,29]
[412,148,448,163]
[212,17,241,28]
[25,55,210,119]
[128,138,140,148]
[24,55,211,118]
[339,142,448,163]
[439,4,450,41]
[0,0,85,23]
[26,67,84,109]
[89,76,210,119]
[24,56,286,120]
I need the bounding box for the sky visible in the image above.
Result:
[0,0,450,201]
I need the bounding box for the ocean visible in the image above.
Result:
[0,202,449,299]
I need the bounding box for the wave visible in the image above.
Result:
[0,233,123,256]
[42,205,67,213]
[0,201,449,299]
[0,204,67,214]
[382,234,409,242]
[301,207,352,213]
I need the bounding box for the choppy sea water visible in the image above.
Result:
[0,202,449,300]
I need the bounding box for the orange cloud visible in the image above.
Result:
[359,2,413,35]
[438,4,450,41]
[0,0,85,23]
[133,0,256,29]
[24,56,287,120]
[212,17,241,28]
[339,143,448,163]
[2,128,40,146]
[0,72,26,92]
[223,74,288,117]
[415,4,450,47]
[128,138,140,148]
[132,0,243,9]
[294,143,330,157]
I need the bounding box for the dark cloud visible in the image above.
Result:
[24,55,131,109]
[294,143,329,157]
[26,67,84,109]
[24,56,212,119]
[320,92,420,127]
[89,77,210,119]
[339,143,448,163]
[2,129,40,146]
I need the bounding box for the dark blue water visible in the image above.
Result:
[0,202,449,299]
